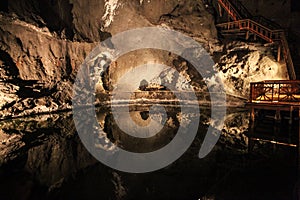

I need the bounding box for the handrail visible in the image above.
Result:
[217,0,242,20]
[215,0,296,80]
[251,80,300,84]
[280,34,296,80]
[250,80,300,103]
[216,19,283,43]
[252,15,281,30]
[229,0,252,19]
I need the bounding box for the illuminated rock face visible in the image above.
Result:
[0,16,97,117]
[0,0,290,118]
[214,41,289,98]
[0,0,219,118]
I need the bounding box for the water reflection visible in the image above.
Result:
[247,110,299,152]
[0,107,297,199]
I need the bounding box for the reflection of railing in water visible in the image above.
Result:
[246,80,300,180]
[250,80,300,103]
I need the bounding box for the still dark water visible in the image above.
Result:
[0,106,298,200]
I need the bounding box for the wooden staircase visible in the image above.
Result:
[216,0,296,80]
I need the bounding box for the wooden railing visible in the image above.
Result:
[216,0,296,80]
[216,19,282,42]
[280,33,296,80]
[217,0,242,20]
[250,80,300,103]
[228,0,252,19]
[252,15,281,30]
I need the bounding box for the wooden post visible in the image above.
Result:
[245,31,249,40]
[298,109,300,179]
[250,107,255,122]
[250,83,253,102]
[227,15,230,29]
[218,3,223,17]
[289,106,293,125]
[277,45,281,62]
[248,137,254,153]
[253,34,257,41]
[275,109,281,123]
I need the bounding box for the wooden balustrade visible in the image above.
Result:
[217,0,242,20]
[216,0,296,80]
[229,0,252,19]
[250,80,300,103]
[216,19,282,43]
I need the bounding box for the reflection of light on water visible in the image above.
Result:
[250,138,297,147]
[176,112,192,128]
[95,128,118,152]
[110,99,202,105]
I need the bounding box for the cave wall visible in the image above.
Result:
[0,0,291,118]
[239,0,300,32]
[0,0,220,118]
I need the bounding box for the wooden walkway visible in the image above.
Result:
[215,0,300,156]
[215,0,296,80]
[249,80,300,104]
[245,80,300,151]
[246,80,300,119]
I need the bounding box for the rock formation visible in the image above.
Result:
[0,0,288,118]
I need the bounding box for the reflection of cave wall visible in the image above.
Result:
[0,114,98,189]
[25,135,97,186]
[101,109,180,153]
[0,0,219,117]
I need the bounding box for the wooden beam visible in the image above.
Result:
[245,31,249,40]
[218,3,223,17]
[298,109,300,179]
[275,109,281,123]
[250,107,255,122]
[277,45,281,62]
[289,106,293,125]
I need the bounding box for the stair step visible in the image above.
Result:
[217,0,297,80]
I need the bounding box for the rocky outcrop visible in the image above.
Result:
[0,14,96,118]
[215,41,288,97]
[0,0,220,119]
[0,113,97,188]
[0,0,290,118]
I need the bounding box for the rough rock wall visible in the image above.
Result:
[215,41,288,97]
[239,0,300,31]
[0,0,289,118]
[0,0,219,118]
[0,113,101,199]
[0,14,96,118]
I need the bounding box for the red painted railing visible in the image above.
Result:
[250,80,300,103]
[217,0,242,20]
[216,0,296,80]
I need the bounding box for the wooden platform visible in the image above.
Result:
[246,80,300,123]
[244,80,300,153]
[216,0,296,79]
